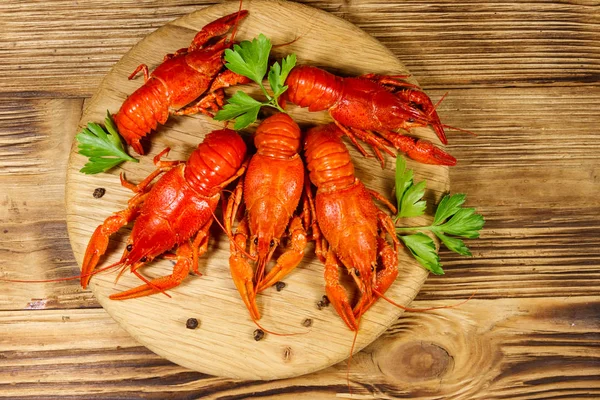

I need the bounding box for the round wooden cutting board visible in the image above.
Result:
[65,0,449,380]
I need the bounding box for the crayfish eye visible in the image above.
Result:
[354,268,360,277]
[253,237,258,246]
[371,265,375,272]
[270,239,275,248]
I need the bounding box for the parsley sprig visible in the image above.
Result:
[214,34,296,129]
[394,157,484,274]
[76,112,138,174]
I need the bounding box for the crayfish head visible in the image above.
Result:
[251,234,279,281]
[349,261,379,321]
[349,262,376,301]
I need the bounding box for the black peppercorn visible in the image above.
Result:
[253,329,265,341]
[93,188,106,198]
[317,295,330,310]
[186,318,199,329]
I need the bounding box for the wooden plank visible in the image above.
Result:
[0,0,220,97]
[419,205,600,301]
[1,0,598,96]
[1,85,599,308]
[0,98,98,310]
[429,86,600,208]
[1,297,598,399]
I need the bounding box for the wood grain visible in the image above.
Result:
[1,0,598,97]
[0,98,98,311]
[1,298,598,399]
[0,0,599,398]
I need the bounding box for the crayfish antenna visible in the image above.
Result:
[209,206,257,261]
[373,288,477,312]
[0,259,125,285]
[227,0,245,44]
[431,91,448,116]
[251,317,310,338]
[132,268,173,299]
[442,123,478,137]
[346,315,362,396]
[272,34,304,49]
[109,259,172,299]
[430,92,477,137]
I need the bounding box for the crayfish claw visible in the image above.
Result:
[324,250,359,331]
[109,242,194,300]
[190,10,249,51]
[379,131,456,166]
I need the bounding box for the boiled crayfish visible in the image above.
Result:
[114,9,250,155]
[304,123,401,331]
[224,113,308,321]
[81,129,247,299]
[285,65,456,166]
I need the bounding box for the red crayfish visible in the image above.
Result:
[114,9,250,155]
[285,65,457,166]
[224,113,308,321]
[304,123,401,331]
[81,129,247,299]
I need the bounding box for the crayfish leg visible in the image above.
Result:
[190,219,213,275]
[333,122,395,169]
[367,188,397,214]
[224,178,244,236]
[120,148,182,193]
[209,69,252,93]
[128,64,149,82]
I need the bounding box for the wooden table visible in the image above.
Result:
[1,0,598,398]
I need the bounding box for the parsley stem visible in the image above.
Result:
[257,81,287,113]
[266,102,286,113]
[258,82,273,102]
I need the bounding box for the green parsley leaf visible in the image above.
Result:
[434,232,471,256]
[399,233,444,275]
[395,159,484,273]
[432,205,485,239]
[268,53,296,97]
[399,180,427,218]
[433,193,466,225]
[395,156,427,218]
[224,34,272,85]
[216,34,297,129]
[214,91,262,130]
[395,156,414,211]
[76,111,138,174]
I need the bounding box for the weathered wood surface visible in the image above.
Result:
[1,0,599,398]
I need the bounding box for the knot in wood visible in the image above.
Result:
[378,341,452,382]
